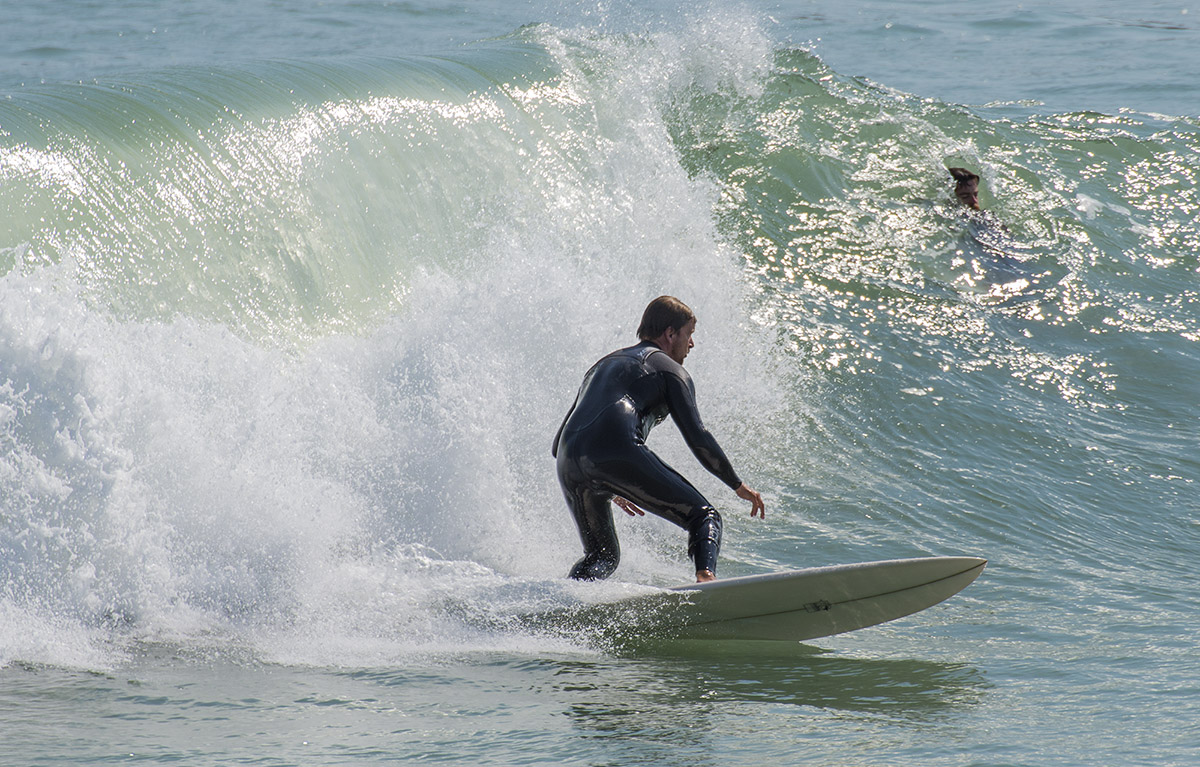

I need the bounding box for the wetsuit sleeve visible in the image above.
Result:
[649,353,743,490]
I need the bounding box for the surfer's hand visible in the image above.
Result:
[613,496,645,516]
[736,483,765,519]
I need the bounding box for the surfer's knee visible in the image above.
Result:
[686,507,722,574]
[569,546,620,581]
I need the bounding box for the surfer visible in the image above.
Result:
[552,296,765,583]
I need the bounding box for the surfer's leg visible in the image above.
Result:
[562,482,620,581]
[687,507,722,576]
[598,448,724,575]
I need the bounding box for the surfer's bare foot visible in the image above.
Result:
[696,570,716,583]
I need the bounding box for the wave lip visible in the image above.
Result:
[0,17,792,670]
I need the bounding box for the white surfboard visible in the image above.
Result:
[555,556,986,642]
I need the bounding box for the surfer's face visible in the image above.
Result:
[664,319,696,364]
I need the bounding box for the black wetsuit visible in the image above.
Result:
[552,341,742,580]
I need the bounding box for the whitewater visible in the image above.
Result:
[2,1,1197,764]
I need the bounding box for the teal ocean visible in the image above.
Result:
[2,1,1197,764]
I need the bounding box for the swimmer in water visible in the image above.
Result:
[552,296,765,583]
[949,167,982,210]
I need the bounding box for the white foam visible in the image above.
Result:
[0,14,791,669]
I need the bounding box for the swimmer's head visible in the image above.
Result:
[637,296,695,342]
[948,167,982,210]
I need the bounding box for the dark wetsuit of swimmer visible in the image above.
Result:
[552,340,742,581]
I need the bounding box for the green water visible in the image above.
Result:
[2,2,1198,765]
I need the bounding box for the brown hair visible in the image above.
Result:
[637,296,695,341]
[948,166,980,191]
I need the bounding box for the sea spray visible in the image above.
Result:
[1,18,790,667]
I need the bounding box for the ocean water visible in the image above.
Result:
[2,1,1197,764]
